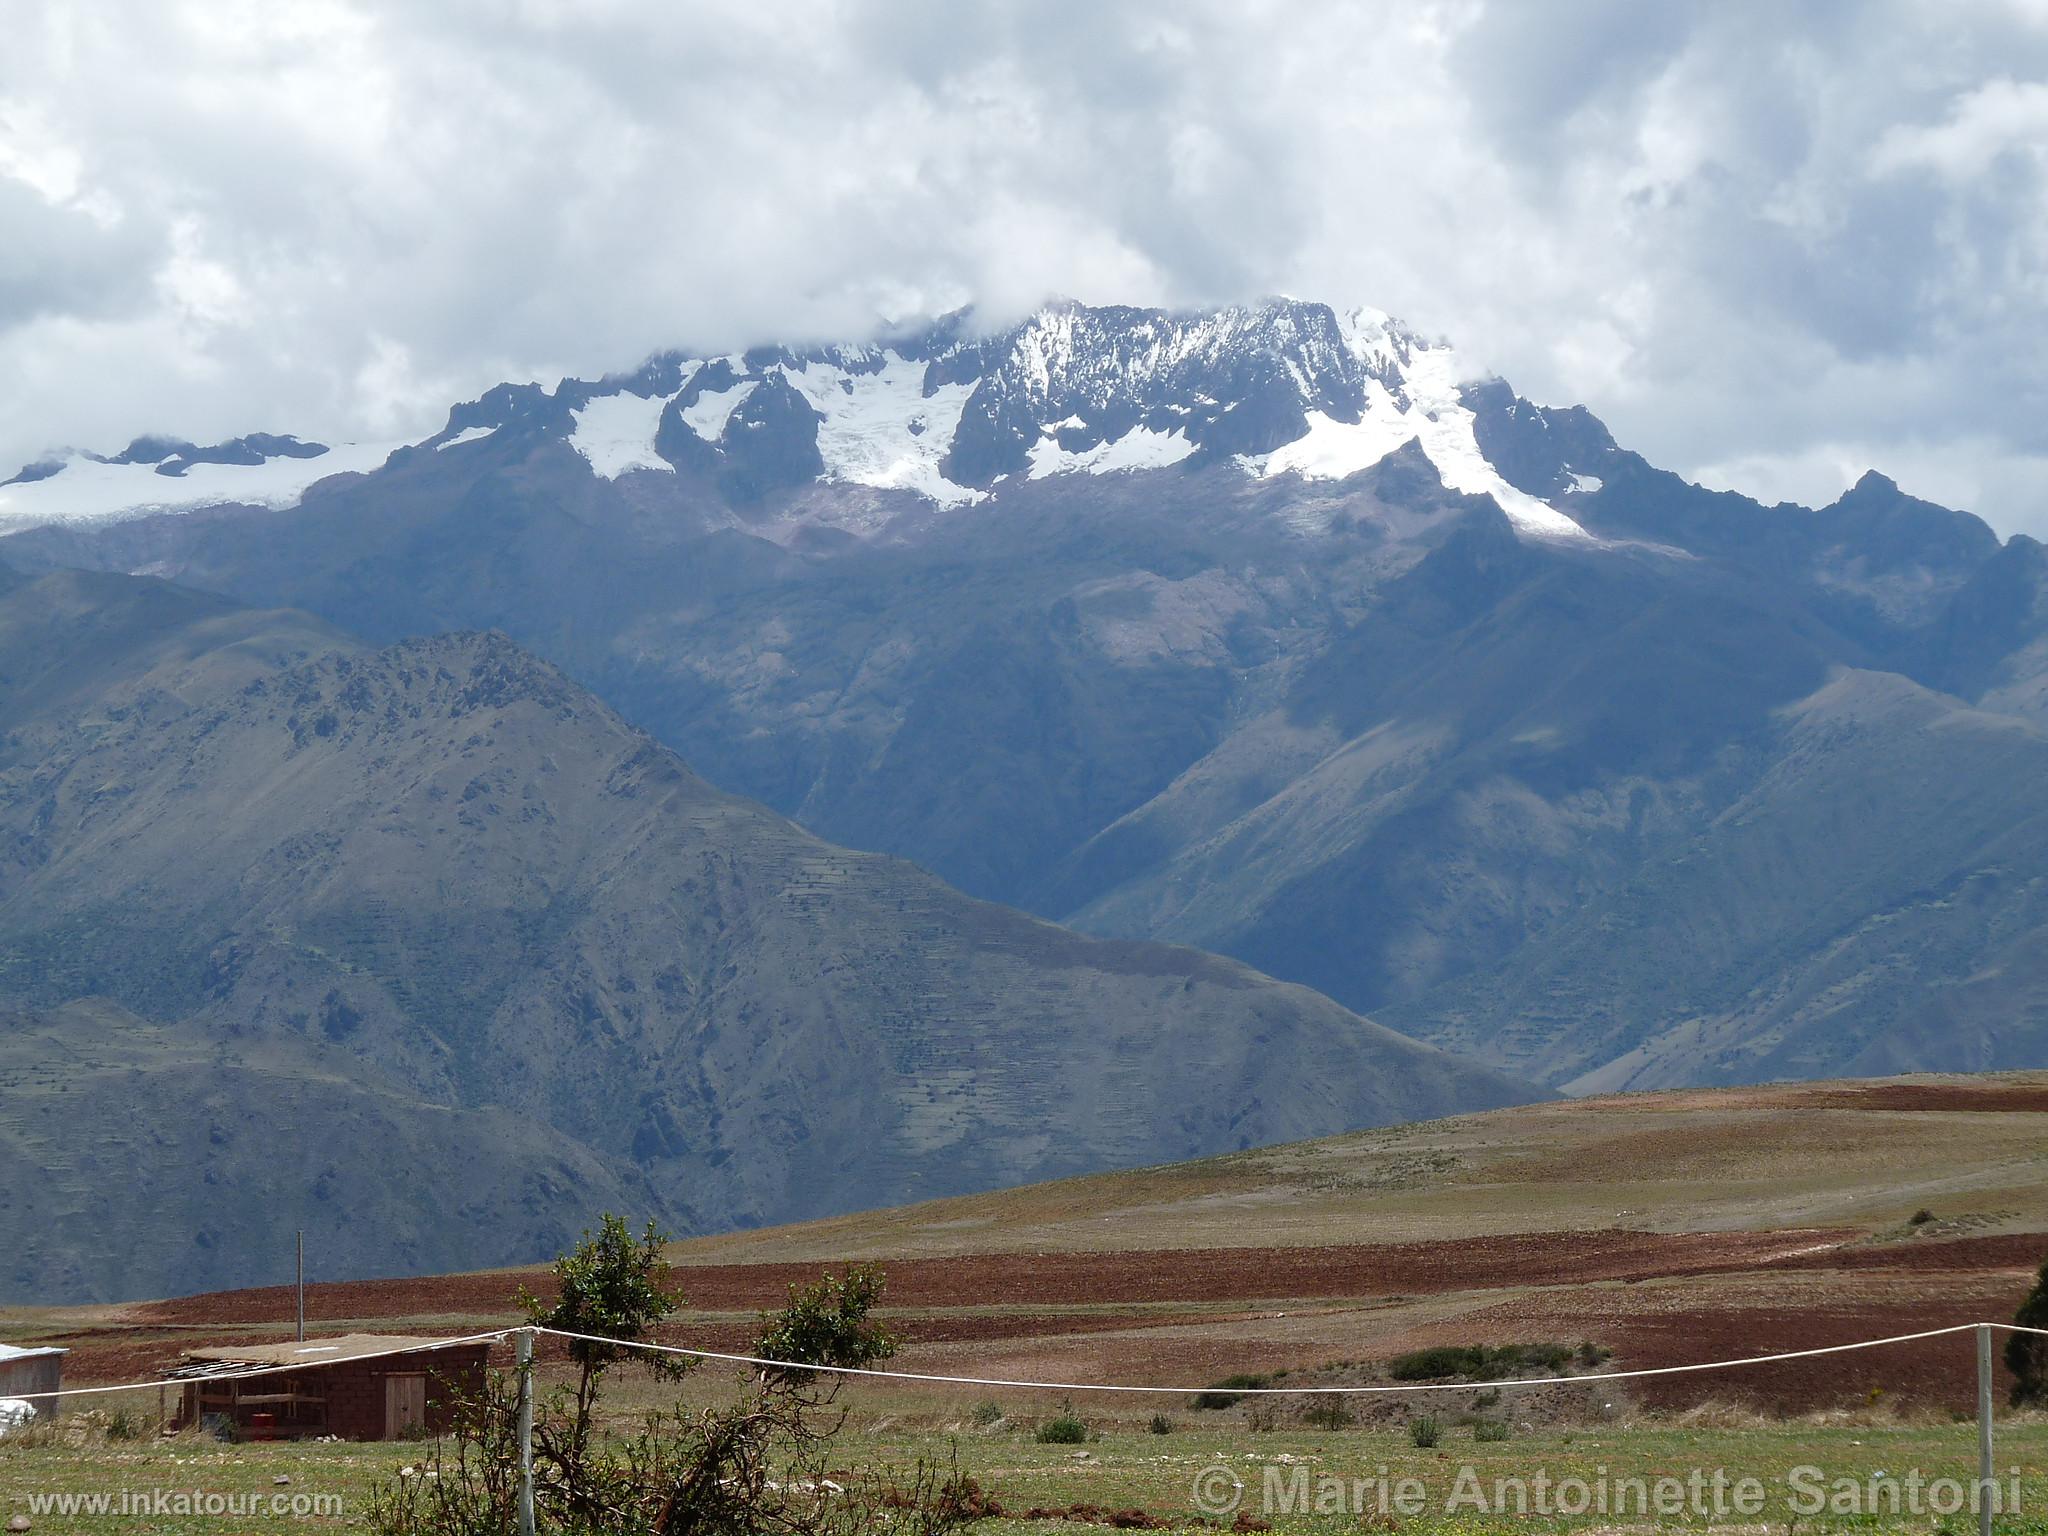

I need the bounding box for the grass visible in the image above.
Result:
[6,1403,2048,1533]
[651,1073,2048,1265]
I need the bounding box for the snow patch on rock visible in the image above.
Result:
[680,372,755,441]
[569,391,674,479]
[778,353,983,507]
[0,441,399,531]
[1028,425,1197,479]
[1245,316,1591,541]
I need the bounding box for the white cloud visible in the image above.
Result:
[1,0,2046,537]
[1870,78,2048,180]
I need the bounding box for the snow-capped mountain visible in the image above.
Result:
[4,291,2042,1111]
[0,298,1595,539]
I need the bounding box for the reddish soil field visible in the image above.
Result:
[1777,1233,2048,1271]
[126,1227,1861,1326]
[45,1227,2036,1415]
[1799,1082,2048,1113]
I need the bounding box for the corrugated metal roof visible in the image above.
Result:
[0,1343,66,1361]
[181,1334,486,1368]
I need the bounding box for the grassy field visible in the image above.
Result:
[661,1074,2048,1264]
[5,1393,2048,1534]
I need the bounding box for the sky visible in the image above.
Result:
[3,0,2046,535]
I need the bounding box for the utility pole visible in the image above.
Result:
[296,1231,305,1344]
[516,1328,536,1536]
[1977,1323,1995,1536]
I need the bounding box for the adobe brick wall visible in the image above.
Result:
[183,1344,489,1441]
[316,1346,489,1439]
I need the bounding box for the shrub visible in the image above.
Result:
[1409,1416,1441,1448]
[1147,1413,1174,1435]
[753,1264,897,1381]
[1387,1343,1574,1381]
[2009,1255,2048,1405]
[1389,1347,1482,1381]
[1909,1208,1935,1226]
[1190,1373,1271,1410]
[1035,1414,1088,1445]
[1300,1399,1355,1430]
[370,1234,969,1536]
[516,1213,687,1450]
[1473,1419,1511,1443]
[969,1400,1004,1428]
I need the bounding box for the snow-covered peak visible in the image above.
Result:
[0,299,1600,541]
[0,435,401,531]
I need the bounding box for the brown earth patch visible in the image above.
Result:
[1567,1076,2048,1116]
[1797,1082,2048,1113]
[1776,1233,2046,1272]
[52,1226,2041,1414]
[126,1227,1857,1329]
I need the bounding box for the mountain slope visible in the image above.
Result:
[4,298,2045,1096]
[0,569,1530,1301]
[1417,669,2048,1091]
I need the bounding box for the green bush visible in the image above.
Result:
[1035,1414,1088,1444]
[1147,1413,1174,1435]
[969,1400,1004,1427]
[1473,1419,1511,1442]
[1909,1208,1936,1226]
[2009,1255,2048,1405]
[1409,1416,1441,1448]
[369,1228,971,1536]
[1190,1372,1272,1410]
[1300,1399,1355,1430]
[753,1264,897,1378]
[1387,1343,1574,1381]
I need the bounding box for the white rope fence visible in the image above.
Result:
[542,1321,2027,1395]
[27,1319,2048,1403]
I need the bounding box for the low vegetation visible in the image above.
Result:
[8,1395,2048,1534]
[2012,1256,2048,1406]
[366,1215,946,1536]
[1032,1413,1089,1445]
[1190,1373,1272,1410]
[1386,1342,1596,1381]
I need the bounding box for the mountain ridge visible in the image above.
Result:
[0,566,1531,1301]
[2,296,2042,1103]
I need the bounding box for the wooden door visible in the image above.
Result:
[385,1374,427,1438]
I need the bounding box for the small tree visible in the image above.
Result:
[518,1214,687,1469]
[752,1265,897,1385]
[370,1247,966,1536]
[2008,1255,2048,1405]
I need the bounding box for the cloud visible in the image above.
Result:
[1,0,2045,536]
[1870,78,2048,180]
